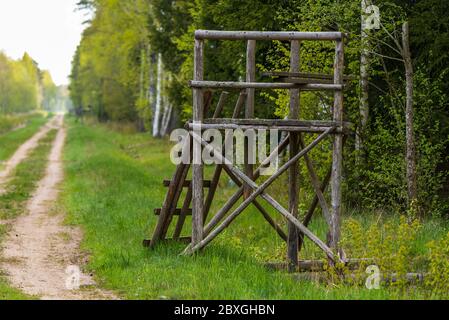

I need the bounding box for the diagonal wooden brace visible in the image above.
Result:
[203,134,290,236]
[185,128,336,262]
[221,165,287,241]
[299,135,332,227]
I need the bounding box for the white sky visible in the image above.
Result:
[0,0,87,85]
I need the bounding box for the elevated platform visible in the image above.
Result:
[187,118,354,134]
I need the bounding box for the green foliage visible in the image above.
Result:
[69,0,150,123]
[0,114,48,163]
[70,1,449,215]
[0,51,57,114]
[426,232,449,298]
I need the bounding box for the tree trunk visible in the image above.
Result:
[137,48,146,132]
[357,0,371,155]
[402,22,418,207]
[152,53,163,137]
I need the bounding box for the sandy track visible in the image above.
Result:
[0,116,59,195]
[1,115,116,300]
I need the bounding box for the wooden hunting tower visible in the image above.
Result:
[145,30,352,270]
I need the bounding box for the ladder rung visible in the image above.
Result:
[154,208,192,216]
[163,180,212,188]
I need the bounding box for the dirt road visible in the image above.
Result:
[1,115,116,300]
[0,117,59,195]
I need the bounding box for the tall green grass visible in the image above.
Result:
[61,118,447,300]
[0,113,49,164]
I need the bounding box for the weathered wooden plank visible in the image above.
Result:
[299,137,332,227]
[173,185,193,239]
[244,40,256,200]
[221,165,287,242]
[298,166,332,250]
[188,123,348,134]
[288,39,300,271]
[192,38,204,247]
[198,118,352,128]
[213,91,229,118]
[202,134,290,237]
[161,162,191,238]
[329,39,345,259]
[149,136,191,247]
[194,30,343,41]
[203,90,213,118]
[189,80,343,91]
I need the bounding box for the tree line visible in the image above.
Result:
[70,0,449,216]
[0,52,60,114]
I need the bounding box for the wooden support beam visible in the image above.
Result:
[149,138,191,247]
[188,123,348,134]
[189,80,343,91]
[202,118,351,127]
[187,119,353,135]
[288,39,300,271]
[221,165,287,242]
[298,166,332,251]
[202,135,290,237]
[244,40,256,200]
[194,30,343,41]
[203,90,213,118]
[161,162,190,238]
[192,38,204,247]
[185,128,336,262]
[298,136,346,252]
[213,91,229,118]
[329,39,345,260]
[299,137,332,227]
[173,185,193,239]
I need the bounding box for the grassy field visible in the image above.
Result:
[0,113,50,166]
[61,117,449,300]
[0,129,57,300]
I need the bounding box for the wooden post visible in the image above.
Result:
[329,39,345,260]
[244,40,256,199]
[287,40,300,271]
[192,39,204,247]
